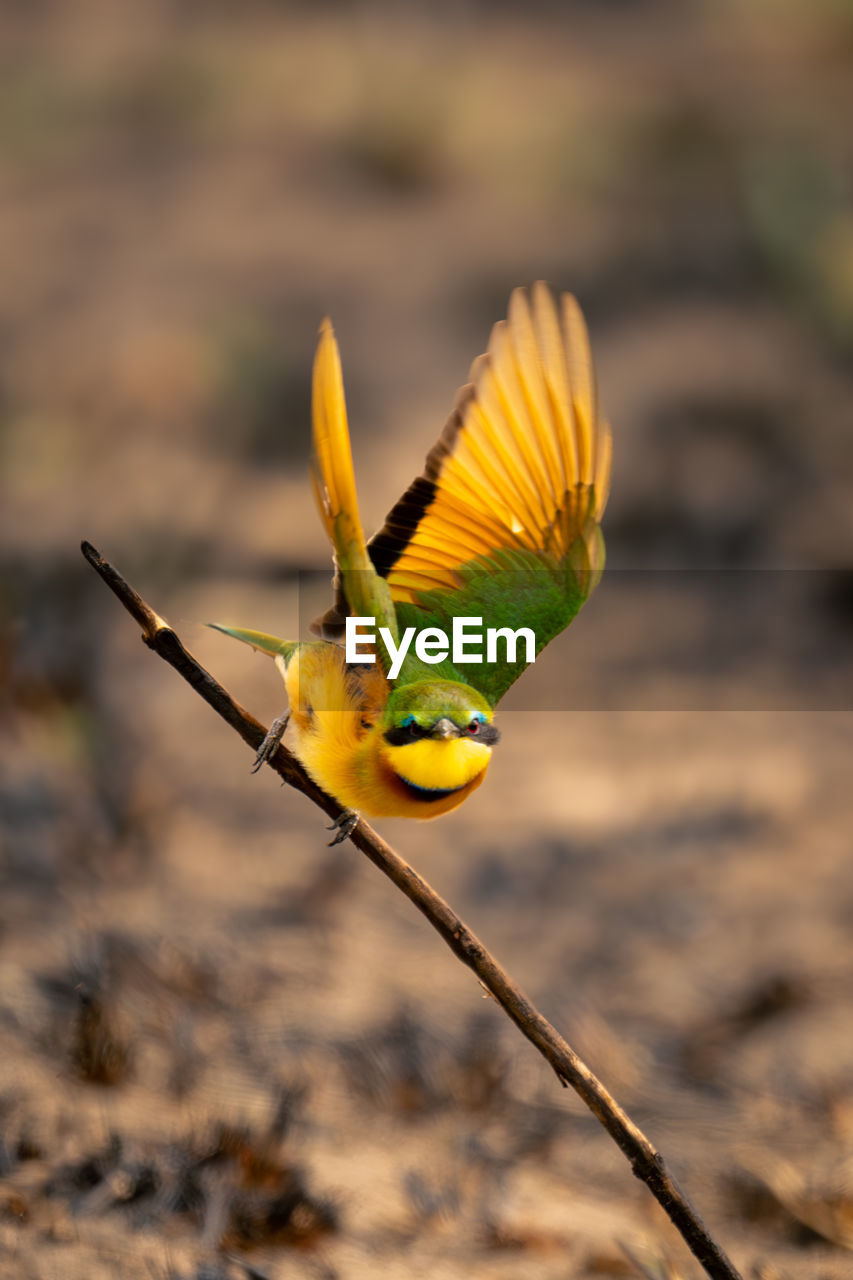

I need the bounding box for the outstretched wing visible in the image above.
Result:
[367,283,612,706]
[311,318,398,648]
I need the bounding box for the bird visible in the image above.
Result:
[211,283,611,840]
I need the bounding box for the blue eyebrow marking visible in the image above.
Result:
[400,714,416,727]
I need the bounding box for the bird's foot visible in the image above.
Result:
[251,712,290,773]
[327,808,360,846]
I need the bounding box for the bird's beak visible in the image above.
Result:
[431,718,457,740]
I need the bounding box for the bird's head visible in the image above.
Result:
[379,681,500,799]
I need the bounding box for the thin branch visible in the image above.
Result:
[81,540,743,1280]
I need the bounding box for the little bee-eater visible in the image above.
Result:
[212,283,611,837]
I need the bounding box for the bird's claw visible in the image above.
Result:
[327,809,359,846]
[251,712,290,773]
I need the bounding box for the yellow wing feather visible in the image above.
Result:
[562,291,598,489]
[310,318,369,567]
[368,284,612,603]
[311,317,397,637]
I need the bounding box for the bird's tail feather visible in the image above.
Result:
[206,623,298,661]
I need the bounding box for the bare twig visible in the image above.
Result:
[81,540,743,1280]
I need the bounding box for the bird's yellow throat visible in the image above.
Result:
[381,736,493,793]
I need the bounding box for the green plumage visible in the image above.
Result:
[391,544,596,705]
[205,624,298,661]
[384,679,493,728]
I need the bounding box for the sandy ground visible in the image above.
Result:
[2,3,853,1278]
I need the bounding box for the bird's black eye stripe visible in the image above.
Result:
[384,720,500,746]
[383,723,427,746]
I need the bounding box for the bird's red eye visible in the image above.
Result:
[468,719,480,734]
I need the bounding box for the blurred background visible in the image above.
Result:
[1,2,852,1277]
